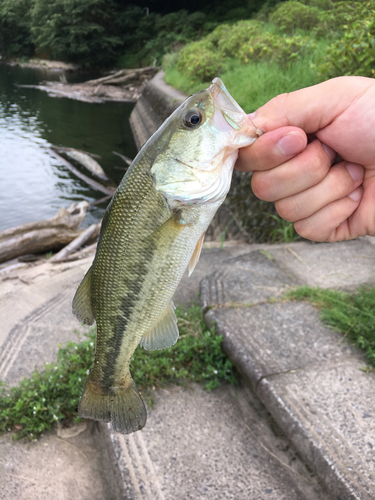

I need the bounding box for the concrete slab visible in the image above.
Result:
[269,240,375,291]
[205,302,358,388]
[201,249,298,310]
[258,361,375,500]
[174,242,253,306]
[110,383,331,500]
[202,239,375,500]
[0,422,124,500]
[0,256,93,347]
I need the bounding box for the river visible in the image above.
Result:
[0,63,137,232]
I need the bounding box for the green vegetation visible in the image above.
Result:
[0,305,237,441]
[0,0,270,66]
[287,286,375,368]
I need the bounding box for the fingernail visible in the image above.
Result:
[348,187,362,202]
[321,143,336,162]
[346,163,363,182]
[278,132,305,156]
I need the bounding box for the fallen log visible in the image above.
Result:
[49,149,115,196]
[50,223,100,263]
[50,145,102,160]
[55,241,98,263]
[84,67,158,87]
[65,150,108,181]
[51,145,108,180]
[112,151,133,166]
[0,202,91,264]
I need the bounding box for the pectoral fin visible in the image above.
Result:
[72,267,95,325]
[188,232,205,277]
[143,212,184,245]
[140,301,179,350]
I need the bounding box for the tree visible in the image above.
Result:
[31,0,122,66]
[0,0,34,58]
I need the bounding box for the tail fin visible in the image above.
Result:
[78,375,147,434]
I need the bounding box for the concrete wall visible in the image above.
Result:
[129,70,186,150]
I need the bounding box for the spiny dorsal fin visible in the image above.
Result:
[140,301,179,350]
[188,232,205,277]
[72,266,95,325]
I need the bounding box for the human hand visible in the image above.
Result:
[236,76,375,242]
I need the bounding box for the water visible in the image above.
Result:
[0,64,137,231]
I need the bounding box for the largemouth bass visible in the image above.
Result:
[72,78,261,434]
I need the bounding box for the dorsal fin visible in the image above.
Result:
[72,267,95,325]
[188,232,205,277]
[140,301,179,351]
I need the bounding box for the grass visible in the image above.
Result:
[164,39,329,112]
[286,286,375,369]
[0,305,237,441]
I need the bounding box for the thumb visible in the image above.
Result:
[251,76,372,134]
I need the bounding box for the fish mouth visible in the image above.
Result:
[209,77,262,143]
[209,78,247,130]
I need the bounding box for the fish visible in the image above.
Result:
[72,78,261,434]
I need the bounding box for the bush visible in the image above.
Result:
[205,24,232,46]
[318,16,375,79]
[313,1,375,39]
[217,19,265,57]
[270,1,320,33]
[238,32,311,66]
[177,40,222,81]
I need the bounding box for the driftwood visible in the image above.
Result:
[49,149,115,196]
[112,151,133,166]
[90,194,112,207]
[84,67,159,87]
[50,146,101,160]
[66,150,108,180]
[55,241,98,263]
[51,145,108,180]
[18,82,138,103]
[50,223,100,263]
[0,202,90,264]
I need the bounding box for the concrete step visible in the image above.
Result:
[202,239,375,500]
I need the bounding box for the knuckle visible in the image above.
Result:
[251,173,275,201]
[294,220,325,242]
[306,152,330,185]
[275,198,298,222]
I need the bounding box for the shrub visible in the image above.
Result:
[217,19,265,57]
[205,24,232,46]
[162,51,180,71]
[270,1,320,33]
[318,16,375,79]
[238,32,311,66]
[313,1,375,39]
[177,40,222,81]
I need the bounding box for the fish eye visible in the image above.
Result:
[183,109,203,129]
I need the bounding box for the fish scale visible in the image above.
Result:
[72,78,261,434]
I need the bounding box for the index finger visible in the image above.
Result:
[236,126,307,172]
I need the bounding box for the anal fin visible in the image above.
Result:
[72,266,95,325]
[188,232,205,277]
[140,301,179,350]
